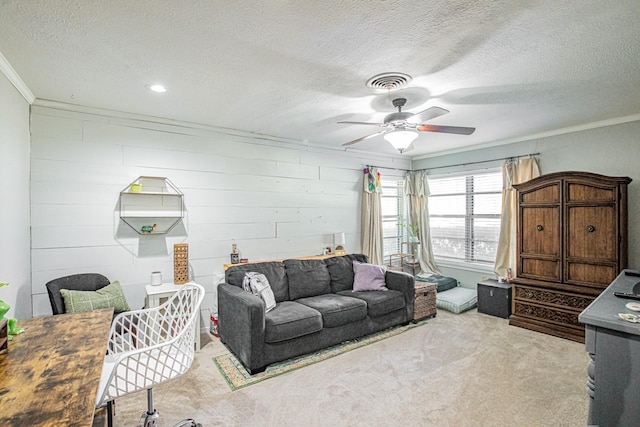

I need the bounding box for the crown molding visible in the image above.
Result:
[0,51,35,104]
[32,99,408,160]
[411,113,640,161]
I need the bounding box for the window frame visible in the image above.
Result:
[427,168,502,268]
[380,175,407,260]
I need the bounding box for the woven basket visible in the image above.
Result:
[413,282,437,321]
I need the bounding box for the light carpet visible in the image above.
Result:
[106,309,589,426]
[214,319,428,390]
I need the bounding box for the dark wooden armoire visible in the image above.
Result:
[509,171,631,343]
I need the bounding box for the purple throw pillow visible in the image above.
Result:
[352,261,388,292]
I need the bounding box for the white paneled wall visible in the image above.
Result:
[30,104,410,327]
[0,71,31,319]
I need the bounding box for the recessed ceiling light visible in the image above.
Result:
[148,84,167,93]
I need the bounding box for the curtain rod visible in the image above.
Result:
[415,152,540,172]
[368,152,540,173]
[365,165,410,172]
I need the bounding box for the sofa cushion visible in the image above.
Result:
[337,289,406,318]
[284,259,331,300]
[296,294,367,328]
[417,274,458,293]
[225,262,289,302]
[436,287,477,314]
[265,301,323,343]
[352,261,388,292]
[324,254,369,293]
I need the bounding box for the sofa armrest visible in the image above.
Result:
[385,270,415,321]
[218,283,266,371]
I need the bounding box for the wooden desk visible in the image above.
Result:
[0,308,113,426]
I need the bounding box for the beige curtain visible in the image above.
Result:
[404,171,441,275]
[361,167,384,265]
[494,157,540,278]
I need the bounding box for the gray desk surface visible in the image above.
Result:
[578,269,640,337]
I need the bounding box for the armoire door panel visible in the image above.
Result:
[521,207,560,256]
[520,258,561,282]
[520,182,560,203]
[566,182,617,203]
[566,262,617,288]
[566,206,616,260]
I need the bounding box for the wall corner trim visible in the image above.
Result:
[0,51,35,104]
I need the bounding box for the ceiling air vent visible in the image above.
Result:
[366,72,412,91]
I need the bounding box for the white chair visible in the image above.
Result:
[96,283,205,427]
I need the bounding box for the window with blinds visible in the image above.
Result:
[428,169,502,265]
[381,177,406,259]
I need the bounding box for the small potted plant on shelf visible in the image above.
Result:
[408,223,420,243]
[400,222,420,243]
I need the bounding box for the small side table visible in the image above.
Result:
[388,242,420,276]
[413,282,437,322]
[477,279,512,319]
[145,282,201,350]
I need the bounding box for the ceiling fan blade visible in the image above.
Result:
[337,120,387,127]
[417,124,476,135]
[342,130,389,147]
[407,106,449,123]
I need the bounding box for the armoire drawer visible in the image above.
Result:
[512,284,593,311]
[512,300,583,329]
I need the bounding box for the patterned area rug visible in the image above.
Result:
[213,320,428,391]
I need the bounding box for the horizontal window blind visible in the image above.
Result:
[428,169,502,265]
[381,177,406,258]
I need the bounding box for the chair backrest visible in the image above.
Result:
[96,283,205,407]
[45,273,111,315]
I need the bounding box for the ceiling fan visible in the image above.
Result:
[339,98,475,153]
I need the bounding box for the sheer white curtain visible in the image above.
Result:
[494,157,540,278]
[404,171,441,275]
[361,167,384,265]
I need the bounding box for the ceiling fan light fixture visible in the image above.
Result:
[384,129,418,152]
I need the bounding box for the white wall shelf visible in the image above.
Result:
[119,176,184,235]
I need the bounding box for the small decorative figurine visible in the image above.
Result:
[141,224,157,233]
[230,243,240,264]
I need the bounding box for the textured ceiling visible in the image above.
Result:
[1,0,639,157]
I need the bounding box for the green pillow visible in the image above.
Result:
[60,280,131,314]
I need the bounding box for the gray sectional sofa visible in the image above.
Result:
[218,254,415,373]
